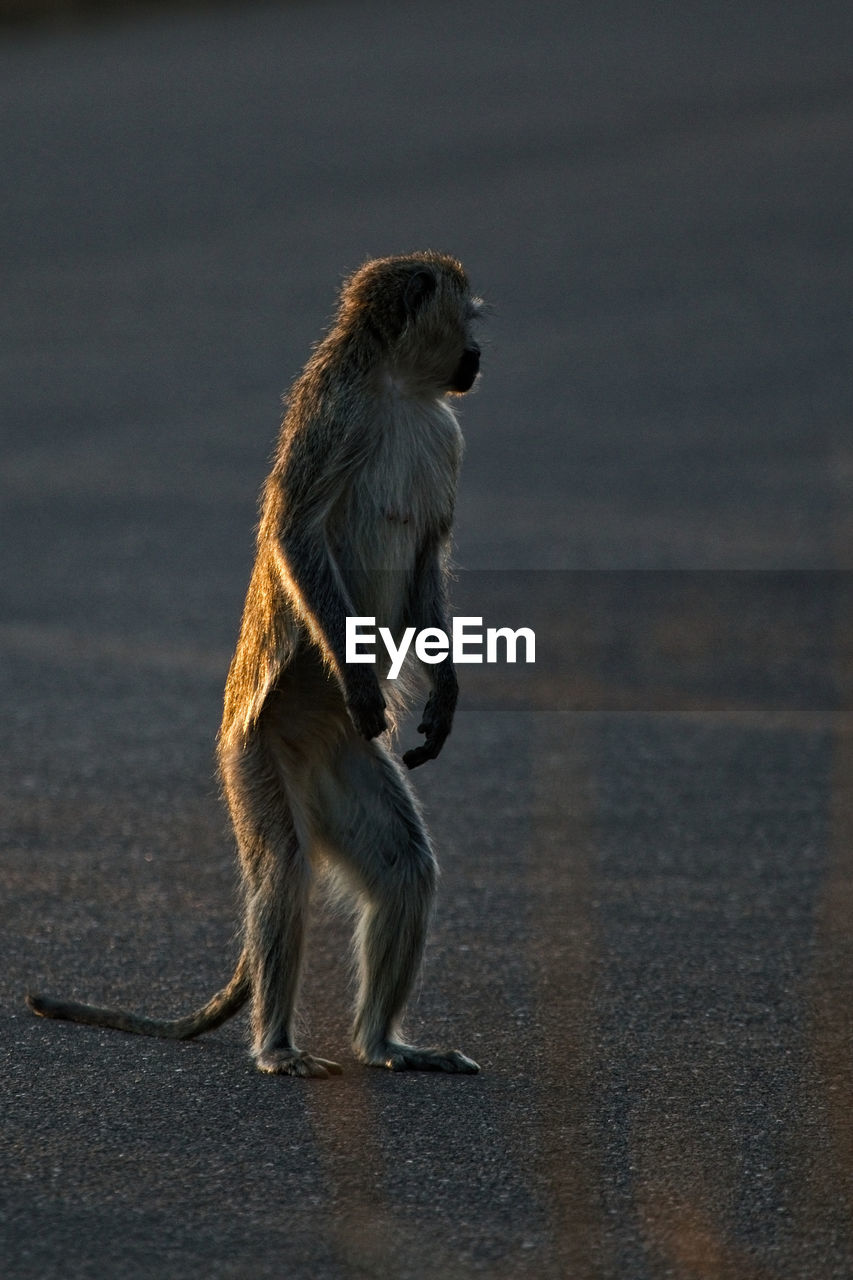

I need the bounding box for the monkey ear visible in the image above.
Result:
[403,269,437,317]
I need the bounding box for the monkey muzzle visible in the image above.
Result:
[449,345,480,393]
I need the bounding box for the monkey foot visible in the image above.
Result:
[363,1042,480,1074]
[255,1048,343,1078]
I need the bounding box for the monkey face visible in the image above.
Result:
[448,344,480,394]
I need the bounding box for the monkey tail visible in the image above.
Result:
[26,949,251,1041]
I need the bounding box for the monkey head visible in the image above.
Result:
[338,252,483,397]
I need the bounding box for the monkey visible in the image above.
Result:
[27,252,483,1078]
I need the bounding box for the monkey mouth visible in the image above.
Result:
[449,346,480,393]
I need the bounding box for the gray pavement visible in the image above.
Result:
[2,2,853,1276]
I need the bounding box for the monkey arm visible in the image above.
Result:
[264,406,389,740]
[272,526,388,740]
[402,537,458,769]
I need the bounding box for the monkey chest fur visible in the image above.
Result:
[328,395,462,627]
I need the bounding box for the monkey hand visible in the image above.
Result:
[403,678,457,769]
[345,673,388,739]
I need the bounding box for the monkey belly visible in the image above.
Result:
[329,515,420,631]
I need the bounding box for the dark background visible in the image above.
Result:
[2,2,852,1276]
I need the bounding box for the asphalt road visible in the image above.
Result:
[2,2,852,1276]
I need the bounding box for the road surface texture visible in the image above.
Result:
[2,2,852,1276]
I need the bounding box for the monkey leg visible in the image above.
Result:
[316,737,478,1074]
[220,729,342,1078]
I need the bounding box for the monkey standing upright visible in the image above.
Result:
[28,252,482,1077]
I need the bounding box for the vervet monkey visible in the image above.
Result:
[28,252,483,1078]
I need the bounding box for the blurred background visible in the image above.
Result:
[2,2,852,1277]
